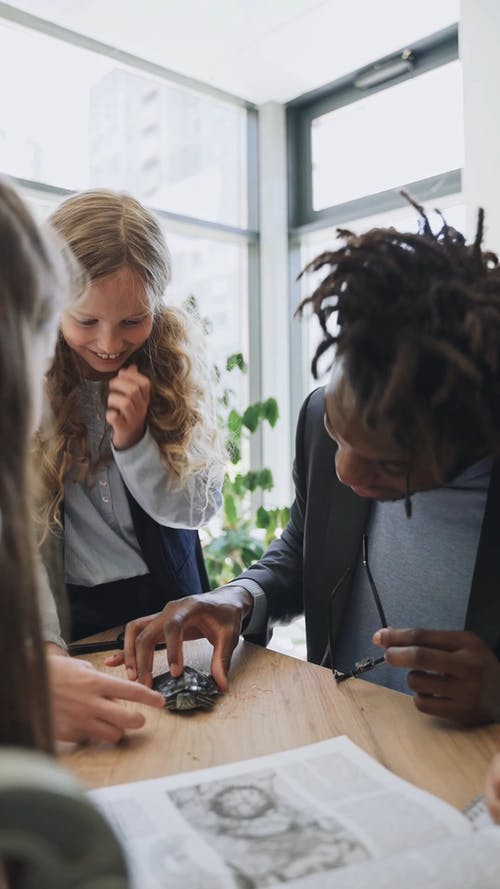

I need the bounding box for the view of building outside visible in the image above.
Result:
[0,20,247,227]
[0,20,112,191]
[89,68,247,227]
[0,17,250,412]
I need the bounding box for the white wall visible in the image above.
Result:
[461,0,500,252]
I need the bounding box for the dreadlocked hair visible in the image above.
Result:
[297,195,500,471]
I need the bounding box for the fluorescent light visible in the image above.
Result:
[354,51,414,90]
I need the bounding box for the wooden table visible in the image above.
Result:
[61,636,500,811]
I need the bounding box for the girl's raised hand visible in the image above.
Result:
[47,654,164,744]
[106,364,151,450]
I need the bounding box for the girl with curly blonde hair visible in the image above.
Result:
[38,189,224,643]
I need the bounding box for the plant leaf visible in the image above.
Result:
[224,494,237,527]
[245,470,259,492]
[228,442,241,464]
[258,468,273,490]
[227,409,242,436]
[226,353,247,373]
[233,474,247,496]
[280,507,291,527]
[263,398,279,427]
[242,404,262,432]
[256,506,270,528]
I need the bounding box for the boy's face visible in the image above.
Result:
[60,265,153,377]
[324,364,459,501]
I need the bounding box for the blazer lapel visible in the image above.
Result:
[466,459,500,655]
[304,432,370,664]
[322,478,371,665]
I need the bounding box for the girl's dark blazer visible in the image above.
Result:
[42,495,209,639]
[240,387,500,665]
[126,492,209,599]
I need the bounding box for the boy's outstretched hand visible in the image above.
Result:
[105,586,254,692]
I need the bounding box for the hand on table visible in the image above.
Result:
[105,586,254,692]
[47,653,164,744]
[106,364,150,450]
[373,627,500,726]
[485,752,500,823]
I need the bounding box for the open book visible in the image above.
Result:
[88,736,500,889]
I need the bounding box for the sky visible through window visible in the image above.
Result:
[312,61,464,211]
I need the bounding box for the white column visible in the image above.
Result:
[460,0,500,252]
[258,102,292,505]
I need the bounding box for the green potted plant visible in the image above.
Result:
[203,351,290,589]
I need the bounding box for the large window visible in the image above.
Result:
[0,19,247,227]
[287,25,463,412]
[0,12,255,410]
[311,60,463,212]
[166,227,249,406]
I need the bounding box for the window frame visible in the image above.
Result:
[287,24,460,232]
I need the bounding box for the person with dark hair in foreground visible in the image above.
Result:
[112,197,500,727]
[0,178,164,750]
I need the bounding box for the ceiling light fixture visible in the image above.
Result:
[354,50,414,90]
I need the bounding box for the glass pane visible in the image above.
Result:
[312,61,463,211]
[165,229,249,411]
[0,20,247,227]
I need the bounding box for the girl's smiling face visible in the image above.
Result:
[60,265,153,377]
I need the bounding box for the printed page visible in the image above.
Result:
[463,793,495,829]
[88,736,500,888]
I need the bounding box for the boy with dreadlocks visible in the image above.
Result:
[110,198,500,727]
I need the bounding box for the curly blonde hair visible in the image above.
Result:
[37,189,224,532]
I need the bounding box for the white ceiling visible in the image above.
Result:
[6,0,459,104]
